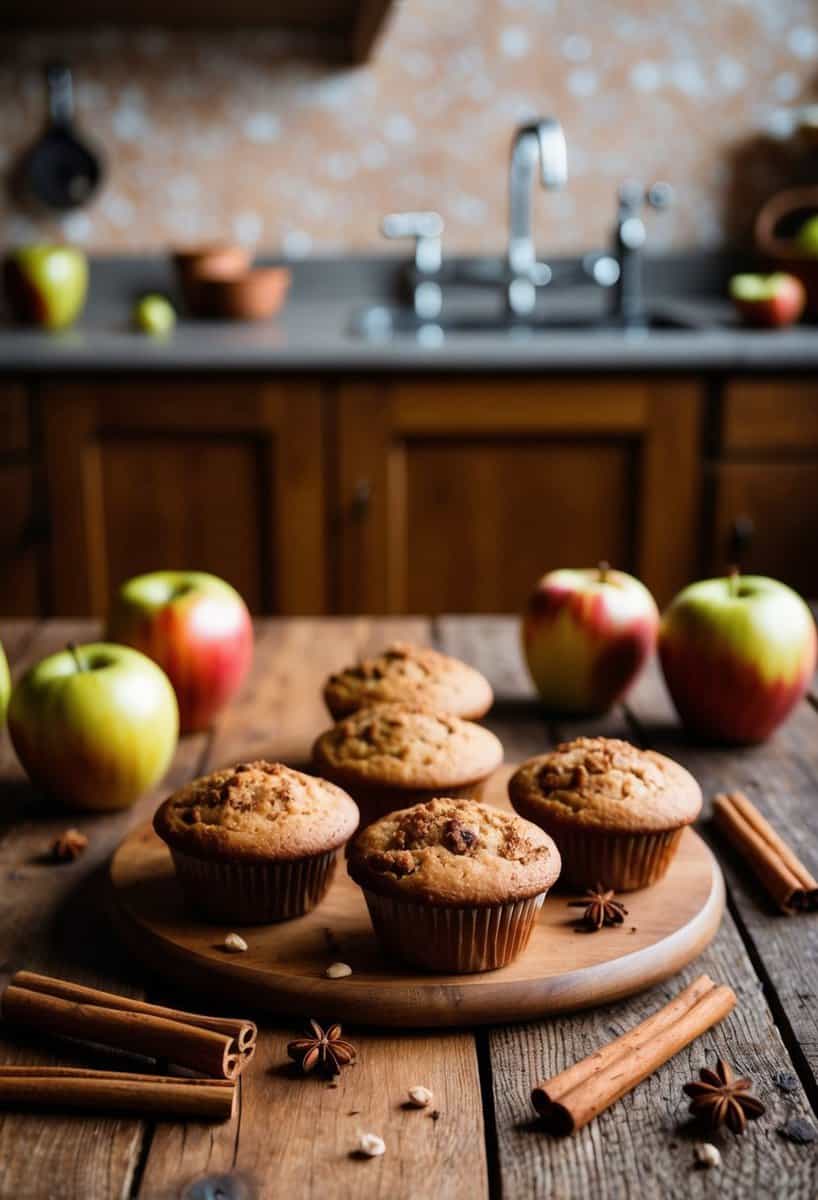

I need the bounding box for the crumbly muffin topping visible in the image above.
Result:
[313,704,503,790]
[154,760,359,862]
[509,737,701,834]
[347,797,561,906]
[323,642,493,720]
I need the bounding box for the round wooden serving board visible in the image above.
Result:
[110,788,724,1028]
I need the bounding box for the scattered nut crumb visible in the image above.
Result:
[693,1143,721,1168]
[358,1132,385,1157]
[223,933,248,953]
[325,962,353,979]
[773,1071,799,1094]
[327,1081,339,1089]
[407,1085,433,1108]
[51,829,88,862]
[428,1109,441,1121]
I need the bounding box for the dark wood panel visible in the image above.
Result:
[710,460,818,595]
[98,434,267,612]
[722,378,818,454]
[406,439,634,613]
[0,464,43,617]
[0,384,30,456]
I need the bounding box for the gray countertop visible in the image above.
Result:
[1,253,817,373]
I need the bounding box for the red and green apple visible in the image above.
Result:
[659,572,817,744]
[522,564,659,715]
[107,570,253,734]
[3,244,88,331]
[728,273,805,328]
[8,642,178,811]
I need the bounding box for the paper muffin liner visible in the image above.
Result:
[539,825,683,892]
[170,847,338,924]
[361,888,546,973]
[345,776,491,830]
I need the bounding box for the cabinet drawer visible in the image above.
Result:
[722,379,818,454]
[710,460,818,596]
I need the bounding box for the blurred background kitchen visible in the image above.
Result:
[1,0,817,621]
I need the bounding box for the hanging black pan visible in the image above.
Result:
[21,63,104,211]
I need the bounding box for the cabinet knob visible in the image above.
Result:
[350,479,371,520]
[728,514,755,570]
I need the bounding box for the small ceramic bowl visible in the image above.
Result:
[196,267,292,321]
[172,244,250,315]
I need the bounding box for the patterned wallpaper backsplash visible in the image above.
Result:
[1,0,817,254]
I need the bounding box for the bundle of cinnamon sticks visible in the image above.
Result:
[713,791,818,913]
[0,971,258,1121]
[532,974,735,1135]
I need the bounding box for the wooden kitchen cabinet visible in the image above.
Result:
[709,378,818,595]
[336,377,703,613]
[0,382,47,616]
[40,379,327,616]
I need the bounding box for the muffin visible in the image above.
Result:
[323,642,493,721]
[347,797,561,972]
[508,737,701,891]
[154,760,359,923]
[312,704,503,826]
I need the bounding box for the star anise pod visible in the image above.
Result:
[287,1019,356,1075]
[568,884,628,931]
[50,828,89,862]
[683,1058,765,1134]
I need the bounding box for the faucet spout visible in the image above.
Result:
[508,118,567,306]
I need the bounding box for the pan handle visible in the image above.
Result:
[45,62,74,128]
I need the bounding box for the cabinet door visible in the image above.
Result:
[42,379,326,616]
[0,383,46,616]
[336,377,701,613]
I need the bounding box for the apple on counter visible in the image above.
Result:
[8,643,178,811]
[3,244,88,331]
[107,570,253,734]
[659,570,817,744]
[728,272,806,329]
[522,563,659,715]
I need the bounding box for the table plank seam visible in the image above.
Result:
[475,1030,502,1200]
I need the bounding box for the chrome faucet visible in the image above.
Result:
[507,118,567,316]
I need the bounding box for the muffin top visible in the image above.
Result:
[313,704,503,791]
[154,760,359,863]
[347,797,561,906]
[508,737,701,834]
[323,642,493,720]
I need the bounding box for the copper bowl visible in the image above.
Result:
[172,244,251,316]
[755,186,818,317]
[195,267,291,321]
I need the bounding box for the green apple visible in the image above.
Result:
[134,293,176,336]
[659,571,817,744]
[3,245,88,331]
[0,641,9,726]
[796,214,818,257]
[8,642,178,811]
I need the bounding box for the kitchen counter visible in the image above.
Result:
[2,253,817,373]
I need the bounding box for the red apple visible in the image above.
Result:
[522,564,659,715]
[8,642,178,811]
[107,571,253,733]
[659,571,817,744]
[729,273,806,329]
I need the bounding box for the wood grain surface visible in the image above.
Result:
[0,617,817,1199]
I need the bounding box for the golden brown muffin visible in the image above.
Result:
[347,797,560,972]
[323,642,493,721]
[508,737,701,891]
[154,760,358,923]
[312,704,503,826]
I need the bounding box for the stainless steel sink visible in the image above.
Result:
[350,303,708,341]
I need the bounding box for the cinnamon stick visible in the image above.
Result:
[712,792,818,913]
[532,974,736,1135]
[0,1066,235,1121]
[2,974,257,1080]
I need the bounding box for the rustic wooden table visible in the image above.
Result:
[0,617,816,1199]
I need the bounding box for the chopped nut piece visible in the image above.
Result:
[50,829,88,862]
[223,933,248,953]
[325,962,353,979]
[358,1132,385,1158]
[407,1085,433,1108]
[693,1143,721,1168]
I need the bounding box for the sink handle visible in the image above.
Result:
[382,212,443,274]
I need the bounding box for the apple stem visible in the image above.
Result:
[598,561,610,584]
[67,642,86,674]
[728,565,741,598]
